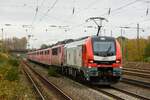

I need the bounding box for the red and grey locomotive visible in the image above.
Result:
[27,35,122,85]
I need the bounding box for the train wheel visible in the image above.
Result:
[61,66,64,74]
[79,71,86,82]
[65,67,69,76]
[72,69,77,79]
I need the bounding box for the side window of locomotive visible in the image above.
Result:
[47,50,49,54]
[45,50,49,55]
[52,48,58,55]
[40,51,43,55]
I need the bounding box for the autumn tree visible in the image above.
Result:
[3,37,27,50]
[0,40,2,52]
[144,37,150,61]
[117,37,147,62]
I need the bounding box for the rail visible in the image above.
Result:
[22,61,72,100]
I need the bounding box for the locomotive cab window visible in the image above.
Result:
[93,41,115,56]
[92,37,116,57]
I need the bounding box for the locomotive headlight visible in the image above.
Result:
[116,59,121,64]
[116,60,120,63]
[89,60,93,63]
[88,60,93,63]
[88,66,92,68]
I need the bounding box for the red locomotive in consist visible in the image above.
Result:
[27,35,122,85]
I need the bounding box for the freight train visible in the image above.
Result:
[27,35,122,85]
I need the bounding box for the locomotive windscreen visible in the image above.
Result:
[92,37,116,57]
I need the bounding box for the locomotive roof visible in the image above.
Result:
[91,35,115,41]
[27,35,116,54]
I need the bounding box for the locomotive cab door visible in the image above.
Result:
[75,45,82,68]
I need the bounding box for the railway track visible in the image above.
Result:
[93,87,125,100]
[93,85,150,100]
[27,61,150,100]
[123,68,150,88]
[123,68,150,74]
[92,68,150,100]
[122,78,150,88]
[123,68,150,79]
[22,61,72,100]
[23,65,45,100]
[110,86,150,100]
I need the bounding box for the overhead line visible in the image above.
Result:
[100,0,140,16]
[39,0,46,9]
[40,0,58,21]
[39,0,140,32]
[31,7,38,25]
[31,0,39,25]
[75,0,100,15]
[70,0,141,31]
[31,0,47,25]
[124,17,150,27]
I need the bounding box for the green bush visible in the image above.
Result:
[144,57,150,62]
[5,67,19,81]
[144,42,150,58]
[0,80,35,99]
[0,53,35,99]
[0,53,9,64]
[8,58,19,67]
[0,53,20,81]
[48,67,58,77]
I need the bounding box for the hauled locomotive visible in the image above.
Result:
[27,35,122,85]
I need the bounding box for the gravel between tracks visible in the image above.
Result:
[28,62,113,100]
[123,74,150,83]
[28,61,150,100]
[20,66,38,100]
[112,82,150,99]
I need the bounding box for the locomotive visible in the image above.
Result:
[27,35,122,85]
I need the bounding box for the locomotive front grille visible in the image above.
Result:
[98,67,113,76]
[93,60,115,65]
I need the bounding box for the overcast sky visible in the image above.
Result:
[0,0,150,48]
